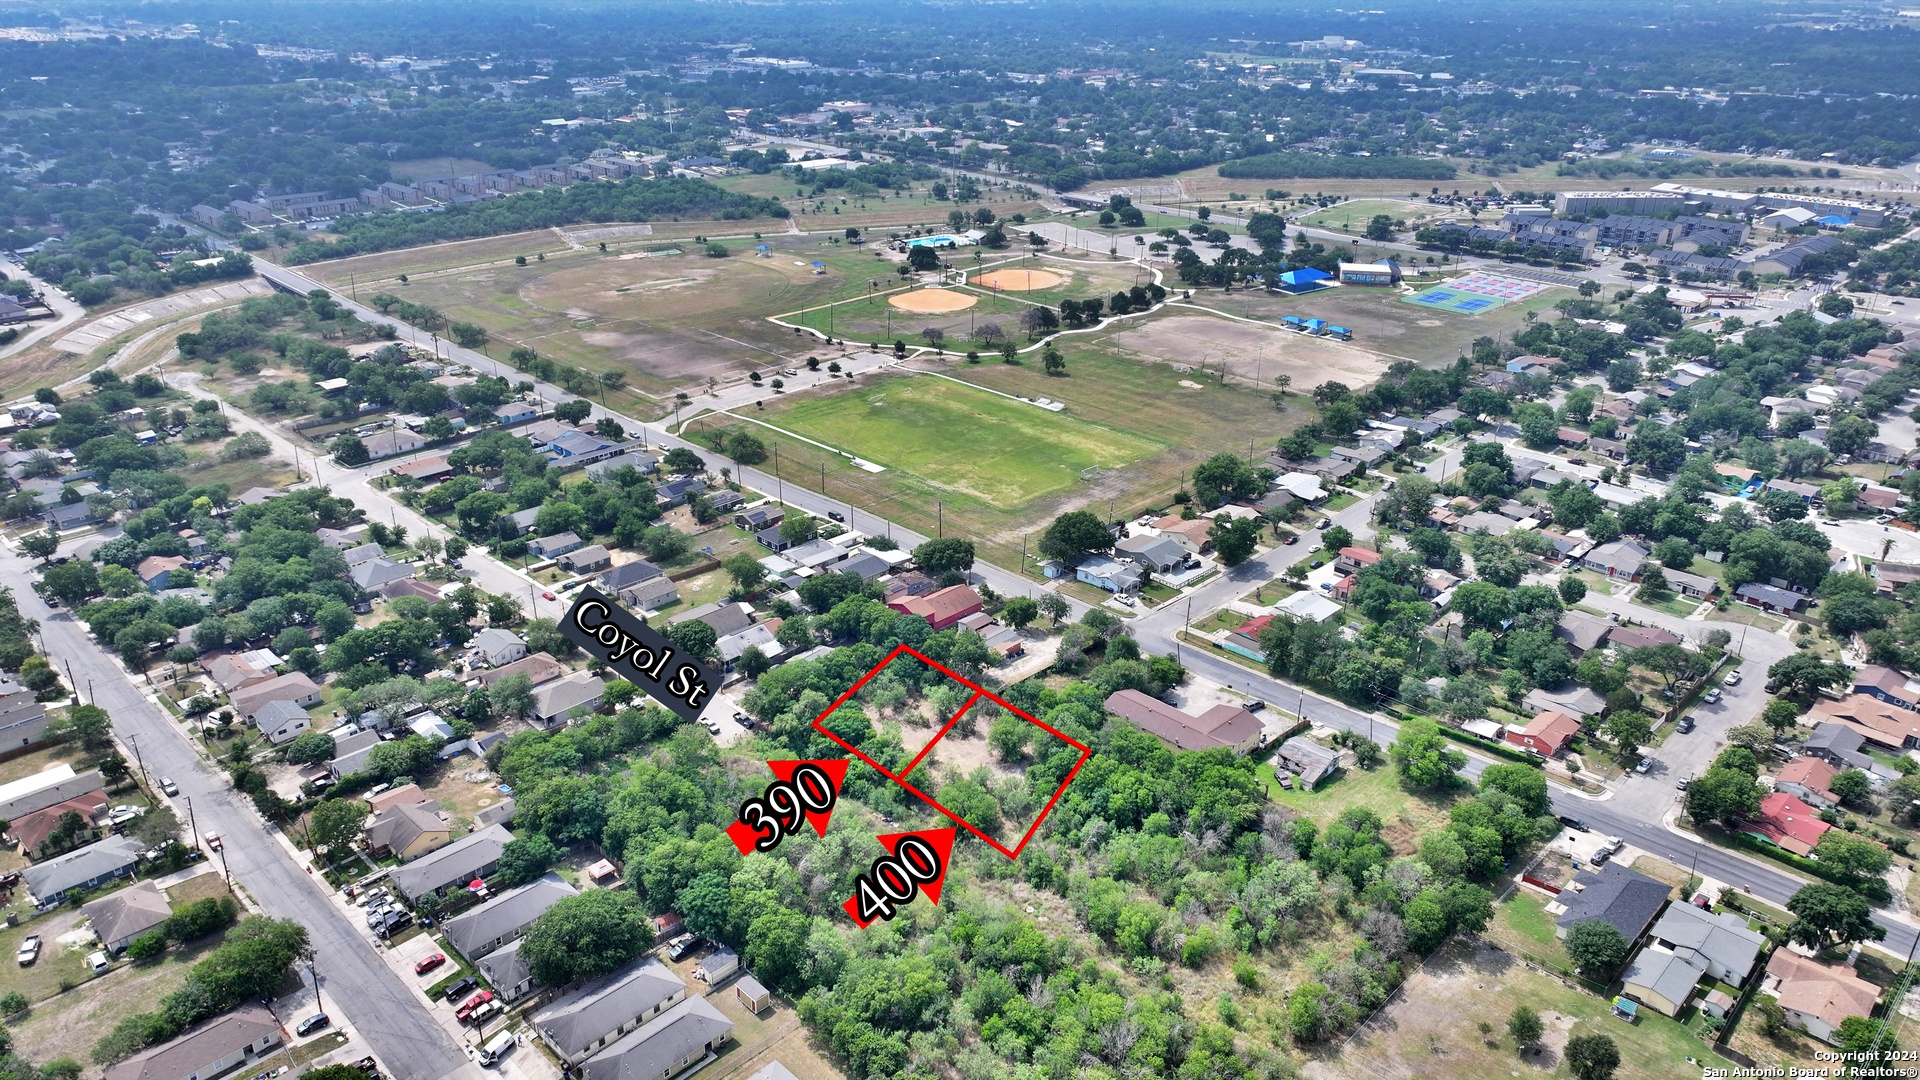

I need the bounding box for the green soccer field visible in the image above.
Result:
[770,376,1163,507]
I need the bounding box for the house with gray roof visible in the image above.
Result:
[23,836,143,905]
[1115,534,1190,574]
[82,880,172,951]
[250,698,312,745]
[1554,863,1669,943]
[102,1004,283,1080]
[533,958,689,1064]
[0,767,105,823]
[669,601,754,638]
[1647,903,1765,987]
[1737,582,1806,613]
[1583,540,1649,581]
[390,823,514,900]
[531,671,607,729]
[1621,948,1706,1018]
[578,997,733,1080]
[477,938,538,1001]
[530,532,583,559]
[350,557,417,593]
[1555,612,1614,655]
[599,559,677,610]
[444,873,577,961]
[500,507,542,537]
[471,628,527,667]
[330,729,382,780]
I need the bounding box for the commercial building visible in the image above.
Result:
[1103,690,1263,754]
[1554,191,1689,216]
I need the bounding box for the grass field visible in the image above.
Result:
[769,375,1160,506]
[1296,198,1452,234]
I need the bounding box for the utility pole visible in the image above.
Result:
[937,501,943,538]
[126,732,151,791]
[773,445,784,503]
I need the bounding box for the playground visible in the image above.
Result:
[1404,271,1551,314]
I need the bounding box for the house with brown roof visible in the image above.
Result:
[1104,689,1263,754]
[1745,792,1831,855]
[477,652,567,689]
[230,673,322,724]
[11,792,108,857]
[1853,665,1920,713]
[1505,711,1580,757]
[1149,515,1215,555]
[888,584,983,631]
[1774,757,1841,809]
[1810,694,1920,751]
[1334,546,1381,574]
[201,654,274,694]
[1763,951,1880,1044]
[1606,626,1682,650]
[136,555,189,592]
[366,783,434,813]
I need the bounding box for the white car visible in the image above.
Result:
[16,935,40,966]
[1723,672,1741,686]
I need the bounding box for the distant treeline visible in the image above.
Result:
[1556,158,1810,181]
[1217,153,1457,181]
[284,176,789,264]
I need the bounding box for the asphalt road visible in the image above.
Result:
[1,544,472,1080]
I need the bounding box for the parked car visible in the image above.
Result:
[1315,519,1331,530]
[1556,815,1589,833]
[376,912,413,938]
[1677,717,1696,734]
[359,887,390,908]
[159,777,179,797]
[88,950,110,974]
[1634,758,1653,774]
[1283,534,1298,545]
[667,936,703,961]
[203,832,222,851]
[1677,776,1693,791]
[465,1001,502,1026]
[456,992,495,1022]
[414,953,446,976]
[1245,700,1265,712]
[541,591,556,601]
[827,511,845,522]
[1704,688,1723,704]
[443,977,479,1002]
[1723,672,1741,686]
[296,1014,331,1037]
[16,935,40,966]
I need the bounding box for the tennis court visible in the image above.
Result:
[1404,271,1549,313]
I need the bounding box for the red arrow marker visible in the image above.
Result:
[842,827,957,927]
[878,827,955,905]
[767,759,849,837]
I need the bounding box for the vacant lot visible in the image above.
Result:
[1311,939,1702,1080]
[769,373,1161,507]
[11,934,227,1070]
[1183,282,1565,368]
[1268,765,1455,856]
[1297,198,1453,233]
[1104,313,1389,389]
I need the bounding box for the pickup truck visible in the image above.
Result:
[455,991,495,1023]
[203,832,222,851]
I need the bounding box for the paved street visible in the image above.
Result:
[0,542,477,1080]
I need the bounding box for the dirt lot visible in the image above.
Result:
[1312,939,1705,1080]
[419,763,509,832]
[1103,313,1389,389]
[10,933,227,1071]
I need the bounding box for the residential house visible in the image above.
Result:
[1330,445,1387,469]
[889,585,984,631]
[1457,511,1514,536]
[836,552,891,581]
[1222,616,1273,661]
[1555,612,1614,655]
[477,939,538,1002]
[471,628,528,667]
[1763,951,1881,1045]
[203,654,274,694]
[754,528,795,553]
[329,730,382,780]
[1505,711,1580,757]
[1275,591,1343,623]
[1587,437,1628,460]
[1334,547,1381,574]
[1745,792,1832,855]
[1116,534,1190,573]
[576,997,733,1080]
[363,429,426,459]
[249,699,312,745]
[784,539,850,572]
[1275,738,1342,788]
[1662,569,1718,599]
[1272,473,1328,503]
[444,873,578,961]
[1621,950,1706,1018]
[500,507,542,537]
[531,671,608,729]
[716,624,785,669]
[11,792,108,857]
[1592,482,1643,508]
[389,823,515,901]
[559,545,612,573]
[350,558,417,593]
[529,532,583,559]
[1647,903,1766,988]
[735,507,784,532]
[1803,723,1885,776]
[477,652,567,689]
[1104,690,1264,754]
[1552,863,1670,942]
[1075,556,1144,594]
[82,880,172,951]
[1774,757,1842,809]
[391,455,453,483]
[1606,626,1682,650]
[1765,478,1822,503]
[533,958,690,1065]
[363,802,451,862]
[657,477,706,507]
[102,1005,284,1080]
[1811,695,1920,751]
[23,836,144,905]
[136,556,188,592]
[0,766,105,824]
[1853,666,1920,713]
[1584,541,1649,580]
[1150,515,1217,556]
[230,673,322,725]
[670,601,754,638]
[599,560,678,610]
[1736,582,1806,613]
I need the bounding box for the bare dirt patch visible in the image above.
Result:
[1106,314,1388,388]
[971,268,1064,291]
[888,288,978,313]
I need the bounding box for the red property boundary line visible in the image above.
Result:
[809,643,1093,860]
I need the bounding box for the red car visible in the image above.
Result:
[1283,535,1298,545]
[542,591,556,601]
[414,952,445,976]
[455,991,495,1022]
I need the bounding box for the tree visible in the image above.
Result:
[490,672,535,721]
[1558,575,1587,605]
[554,399,592,426]
[1039,593,1071,625]
[282,732,335,766]
[1786,882,1886,949]
[448,322,488,350]
[779,515,819,546]
[665,619,717,662]
[987,712,1030,761]
[20,530,58,563]
[1389,718,1466,790]
[912,538,976,575]
[1043,346,1066,375]
[723,553,768,596]
[1761,698,1802,732]
[63,705,112,751]
[1604,711,1652,758]
[1828,414,1879,460]
[1813,831,1892,883]
[1836,1016,1900,1066]
[1038,510,1113,564]
[1321,525,1353,554]
[1829,768,1874,807]
[329,434,370,467]
[1768,654,1850,699]
[1687,766,1762,825]
[1565,1033,1621,1080]
[1000,596,1038,630]
[1564,920,1631,981]
[1192,452,1261,508]
[495,834,563,888]
[1210,517,1261,567]
[307,800,368,860]
[723,431,767,465]
[1507,1006,1542,1050]
[520,890,654,986]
